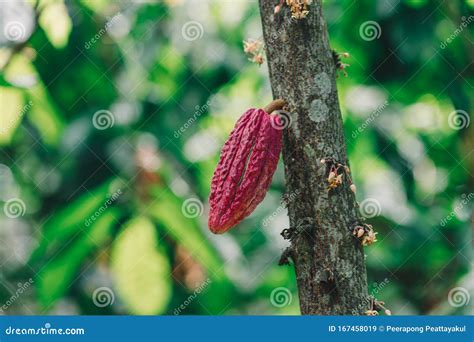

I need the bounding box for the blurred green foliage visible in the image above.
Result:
[0,0,472,315]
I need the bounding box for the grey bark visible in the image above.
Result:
[259,0,369,315]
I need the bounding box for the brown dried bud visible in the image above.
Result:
[350,184,357,194]
[252,54,264,65]
[328,171,336,183]
[352,225,365,238]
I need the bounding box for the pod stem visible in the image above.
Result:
[264,99,286,114]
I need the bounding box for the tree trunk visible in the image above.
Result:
[259,0,369,315]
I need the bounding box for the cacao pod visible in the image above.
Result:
[208,100,286,234]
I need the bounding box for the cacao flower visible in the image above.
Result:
[208,99,286,234]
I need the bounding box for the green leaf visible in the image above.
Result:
[0,73,15,87]
[31,180,119,262]
[403,0,429,8]
[36,209,118,309]
[0,87,26,145]
[147,189,225,280]
[25,84,65,146]
[38,1,72,49]
[4,53,65,145]
[80,0,110,13]
[111,217,172,315]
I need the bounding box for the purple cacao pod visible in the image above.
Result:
[208,100,286,234]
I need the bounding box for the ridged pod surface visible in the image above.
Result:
[208,103,284,234]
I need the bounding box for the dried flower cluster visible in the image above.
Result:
[243,38,265,65]
[352,223,378,246]
[365,297,391,316]
[320,157,355,192]
[365,309,378,316]
[321,157,379,246]
[332,50,350,77]
[327,168,343,190]
[275,0,312,19]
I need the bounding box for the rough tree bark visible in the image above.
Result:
[259,0,369,314]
